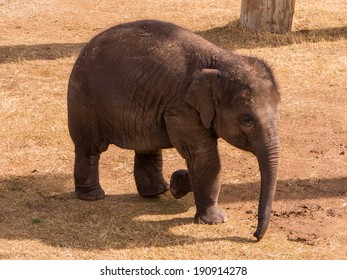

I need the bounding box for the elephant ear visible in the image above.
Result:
[184,68,222,129]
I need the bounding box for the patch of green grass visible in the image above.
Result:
[32,218,43,224]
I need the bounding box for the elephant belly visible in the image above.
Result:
[106,113,173,151]
[110,130,174,152]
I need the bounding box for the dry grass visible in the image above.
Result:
[0,0,346,259]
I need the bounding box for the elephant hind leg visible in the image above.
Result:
[74,147,106,201]
[68,95,110,200]
[134,150,169,197]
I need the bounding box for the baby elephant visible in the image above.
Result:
[68,20,280,241]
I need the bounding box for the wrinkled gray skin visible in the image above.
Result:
[68,20,280,241]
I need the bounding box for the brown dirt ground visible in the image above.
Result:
[0,0,346,259]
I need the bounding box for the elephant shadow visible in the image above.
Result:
[1,173,345,252]
[0,173,254,253]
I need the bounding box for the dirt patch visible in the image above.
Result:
[273,203,347,246]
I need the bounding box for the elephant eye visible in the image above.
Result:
[239,115,254,127]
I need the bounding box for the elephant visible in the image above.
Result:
[67,20,280,241]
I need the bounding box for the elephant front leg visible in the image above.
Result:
[170,170,193,199]
[74,148,105,201]
[188,146,228,225]
[164,114,227,224]
[134,150,169,197]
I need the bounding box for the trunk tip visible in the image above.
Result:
[253,229,265,241]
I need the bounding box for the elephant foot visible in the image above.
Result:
[169,169,193,199]
[75,185,105,201]
[194,204,228,225]
[137,179,169,198]
[134,150,169,197]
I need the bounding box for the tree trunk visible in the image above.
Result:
[240,0,295,33]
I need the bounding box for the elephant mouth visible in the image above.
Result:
[243,138,251,151]
[225,136,251,152]
[237,136,251,152]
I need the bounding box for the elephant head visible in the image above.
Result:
[185,58,280,241]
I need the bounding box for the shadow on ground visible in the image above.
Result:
[198,20,347,49]
[0,173,345,252]
[0,42,86,63]
[1,21,346,63]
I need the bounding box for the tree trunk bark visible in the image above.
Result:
[240,0,295,33]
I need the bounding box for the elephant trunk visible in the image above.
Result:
[252,130,279,241]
